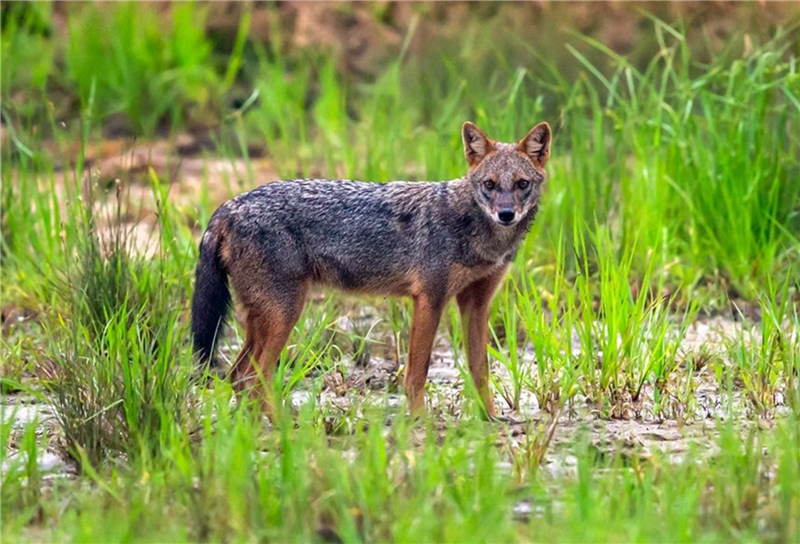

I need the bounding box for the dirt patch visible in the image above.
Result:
[208,2,799,77]
[36,135,280,257]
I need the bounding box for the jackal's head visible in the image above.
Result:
[462,121,552,227]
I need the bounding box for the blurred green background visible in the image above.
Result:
[2,4,800,543]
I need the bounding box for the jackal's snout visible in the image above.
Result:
[496,209,516,225]
[493,189,519,225]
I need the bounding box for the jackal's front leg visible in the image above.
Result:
[404,295,444,416]
[456,267,509,419]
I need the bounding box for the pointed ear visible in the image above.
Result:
[518,122,552,168]
[462,122,494,167]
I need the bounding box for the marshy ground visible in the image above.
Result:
[2,3,799,543]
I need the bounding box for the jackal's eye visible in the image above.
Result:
[517,179,531,190]
[482,180,496,191]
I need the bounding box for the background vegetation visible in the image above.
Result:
[1,2,799,543]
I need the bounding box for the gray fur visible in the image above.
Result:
[207,163,542,309]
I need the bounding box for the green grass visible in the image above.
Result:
[3,398,799,543]
[1,3,799,543]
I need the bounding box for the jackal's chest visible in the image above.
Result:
[445,262,508,297]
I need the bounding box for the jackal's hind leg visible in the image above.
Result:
[230,285,308,419]
[229,313,261,390]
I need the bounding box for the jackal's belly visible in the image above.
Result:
[309,253,419,297]
[309,248,506,301]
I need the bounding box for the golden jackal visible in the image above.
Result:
[191,121,552,418]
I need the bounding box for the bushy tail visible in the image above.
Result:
[191,224,231,371]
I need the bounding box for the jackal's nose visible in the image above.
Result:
[497,209,516,225]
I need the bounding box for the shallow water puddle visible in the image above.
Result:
[1,397,77,478]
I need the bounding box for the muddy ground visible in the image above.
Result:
[2,308,785,485]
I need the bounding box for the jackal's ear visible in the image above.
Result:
[462,122,494,167]
[519,122,552,168]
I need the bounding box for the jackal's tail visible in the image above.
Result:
[191,222,231,371]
